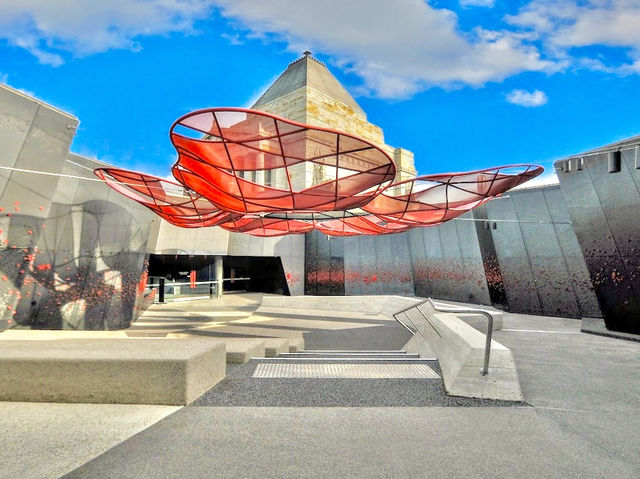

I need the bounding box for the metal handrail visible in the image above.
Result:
[146,277,251,288]
[392,299,428,335]
[427,298,494,376]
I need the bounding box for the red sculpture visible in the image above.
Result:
[96,108,543,236]
[170,108,396,214]
[94,168,238,228]
[362,165,544,225]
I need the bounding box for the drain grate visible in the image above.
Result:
[252,362,439,379]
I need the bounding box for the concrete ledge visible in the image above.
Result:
[0,339,226,405]
[264,338,289,357]
[259,295,422,318]
[0,330,129,339]
[403,304,522,401]
[166,333,266,363]
[581,317,640,343]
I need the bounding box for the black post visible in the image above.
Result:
[159,278,165,304]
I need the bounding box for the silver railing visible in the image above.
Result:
[392,299,429,336]
[392,297,495,376]
[146,277,251,302]
[427,298,494,376]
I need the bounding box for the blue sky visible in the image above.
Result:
[1,1,639,183]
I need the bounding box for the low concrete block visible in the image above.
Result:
[403,305,522,401]
[264,338,289,357]
[222,338,266,363]
[166,334,266,363]
[224,339,266,363]
[287,337,305,352]
[0,339,226,405]
[0,330,129,339]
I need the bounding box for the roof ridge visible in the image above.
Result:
[251,52,363,114]
[251,68,294,108]
[253,53,325,108]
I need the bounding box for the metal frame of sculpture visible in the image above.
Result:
[96,108,543,236]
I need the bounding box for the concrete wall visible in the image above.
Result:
[0,84,78,329]
[478,186,599,318]
[304,186,598,319]
[556,142,640,333]
[0,81,158,331]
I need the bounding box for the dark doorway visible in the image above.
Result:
[148,255,289,295]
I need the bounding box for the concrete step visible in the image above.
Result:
[256,357,436,362]
[252,360,441,379]
[280,352,419,359]
[298,350,407,354]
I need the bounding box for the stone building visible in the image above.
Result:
[252,52,417,185]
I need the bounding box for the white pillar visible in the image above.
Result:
[215,255,223,298]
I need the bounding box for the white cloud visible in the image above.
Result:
[0,1,556,97]
[0,1,218,66]
[221,32,243,45]
[214,0,554,97]
[3,0,640,100]
[506,89,548,107]
[506,0,640,73]
[459,0,496,7]
[0,72,8,84]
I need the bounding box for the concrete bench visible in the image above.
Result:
[0,338,226,405]
[0,330,129,339]
[456,311,504,331]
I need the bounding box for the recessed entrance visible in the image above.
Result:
[148,255,290,295]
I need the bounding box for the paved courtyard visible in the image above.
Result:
[1,295,639,478]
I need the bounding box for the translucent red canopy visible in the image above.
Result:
[362,165,544,225]
[94,168,239,228]
[95,108,543,236]
[170,108,396,214]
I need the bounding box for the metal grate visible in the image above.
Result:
[252,362,439,379]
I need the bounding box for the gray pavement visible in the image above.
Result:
[64,407,637,479]
[191,359,519,407]
[0,403,178,479]
[2,295,639,478]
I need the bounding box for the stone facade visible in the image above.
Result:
[253,55,417,183]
